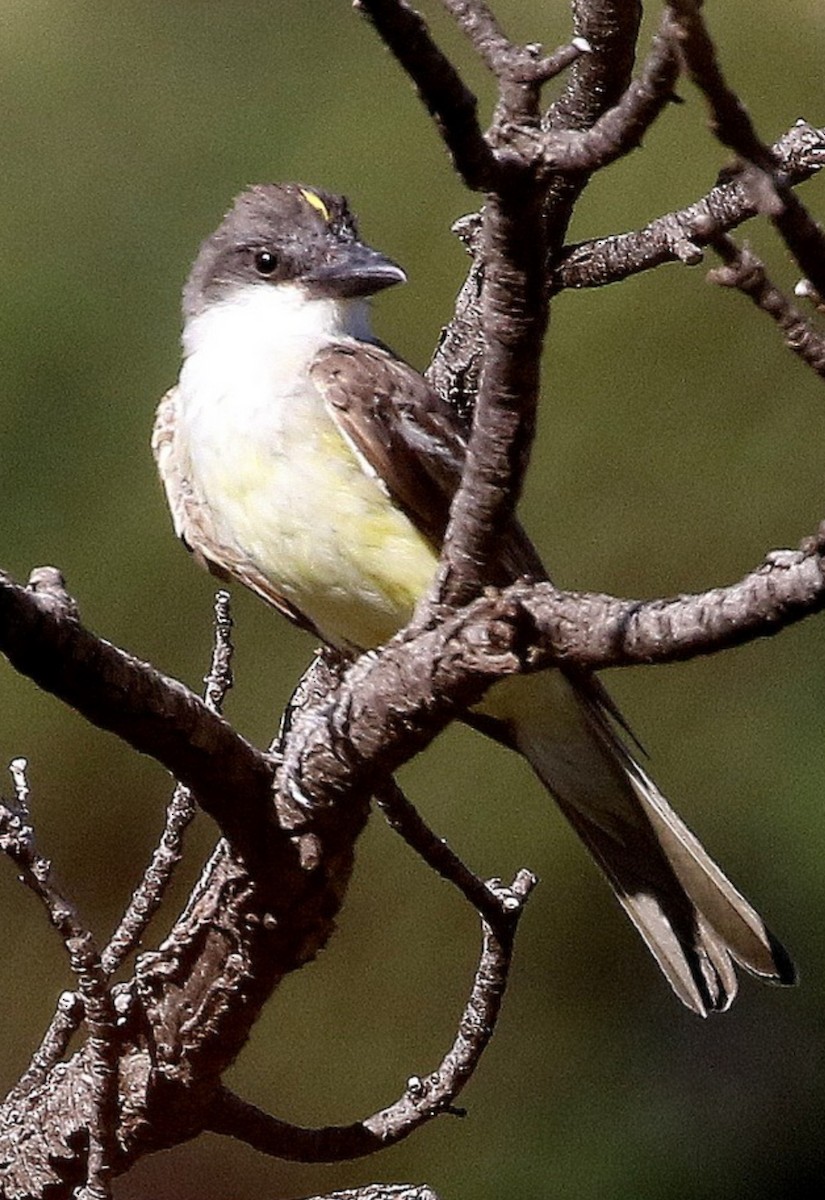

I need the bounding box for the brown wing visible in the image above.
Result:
[311,344,643,748]
[310,341,546,583]
[151,386,321,637]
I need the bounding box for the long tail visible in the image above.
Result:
[478,671,796,1015]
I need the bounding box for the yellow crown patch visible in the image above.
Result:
[300,189,331,223]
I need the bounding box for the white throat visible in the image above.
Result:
[182,281,374,364]
[178,281,375,440]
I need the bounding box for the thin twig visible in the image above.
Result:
[427,2,651,466]
[0,568,276,863]
[0,761,118,1199]
[433,184,548,609]
[669,0,776,172]
[202,590,235,712]
[669,0,825,297]
[439,0,524,76]
[358,6,551,612]
[1,760,89,1098]
[100,784,196,976]
[375,779,527,928]
[206,871,535,1161]
[439,0,587,83]
[1,759,91,949]
[101,591,234,976]
[8,990,84,1101]
[533,38,592,86]
[703,227,825,380]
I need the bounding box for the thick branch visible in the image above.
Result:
[434,184,548,608]
[0,569,274,861]
[6,530,825,840]
[427,2,650,460]
[542,0,643,254]
[0,583,369,1196]
[279,530,825,813]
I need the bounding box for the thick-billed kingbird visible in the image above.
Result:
[154,183,795,1014]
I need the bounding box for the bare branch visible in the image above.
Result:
[375,779,522,927]
[100,783,195,976]
[280,528,825,815]
[355,0,497,189]
[7,522,825,846]
[0,803,370,1195]
[703,228,825,380]
[795,276,825,312]
[1,758,94,957]
[542,0,644,254]
[101,592,234,976]
[554,120,825,291]
[545,0,643,138]
[439,0,587,83]
[3,4,823,1194]
[438,0,527,76]
[669,0,825,296]
[5,512,821,1192]
[516,539,825,670]
[303,1188,440,1200]
[0,568,275,862]
[427,2,651,462]
[0,760,118,1199]
[433,186,548,608]
[206,871,535,1161]
[668,0,775,171]
[202,589,235,712]
[0,764,84,1104]
[9,990,84,1101]
[537,9,679,173]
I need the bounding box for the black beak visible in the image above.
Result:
[304,241,407,298]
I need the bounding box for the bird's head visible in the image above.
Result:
[183,183,406,320]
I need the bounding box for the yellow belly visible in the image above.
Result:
[196,404,438,649]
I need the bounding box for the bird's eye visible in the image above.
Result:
[253,250,278,276]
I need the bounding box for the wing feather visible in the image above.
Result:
[310,341,546,583]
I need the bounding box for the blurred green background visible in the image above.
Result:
[2,1,825,1196]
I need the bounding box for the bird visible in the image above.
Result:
[153,182,795,1015]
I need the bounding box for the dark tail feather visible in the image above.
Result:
[556,791,740,1014]
[482,671,795,1015]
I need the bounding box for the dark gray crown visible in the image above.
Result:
[184,184,376,318]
